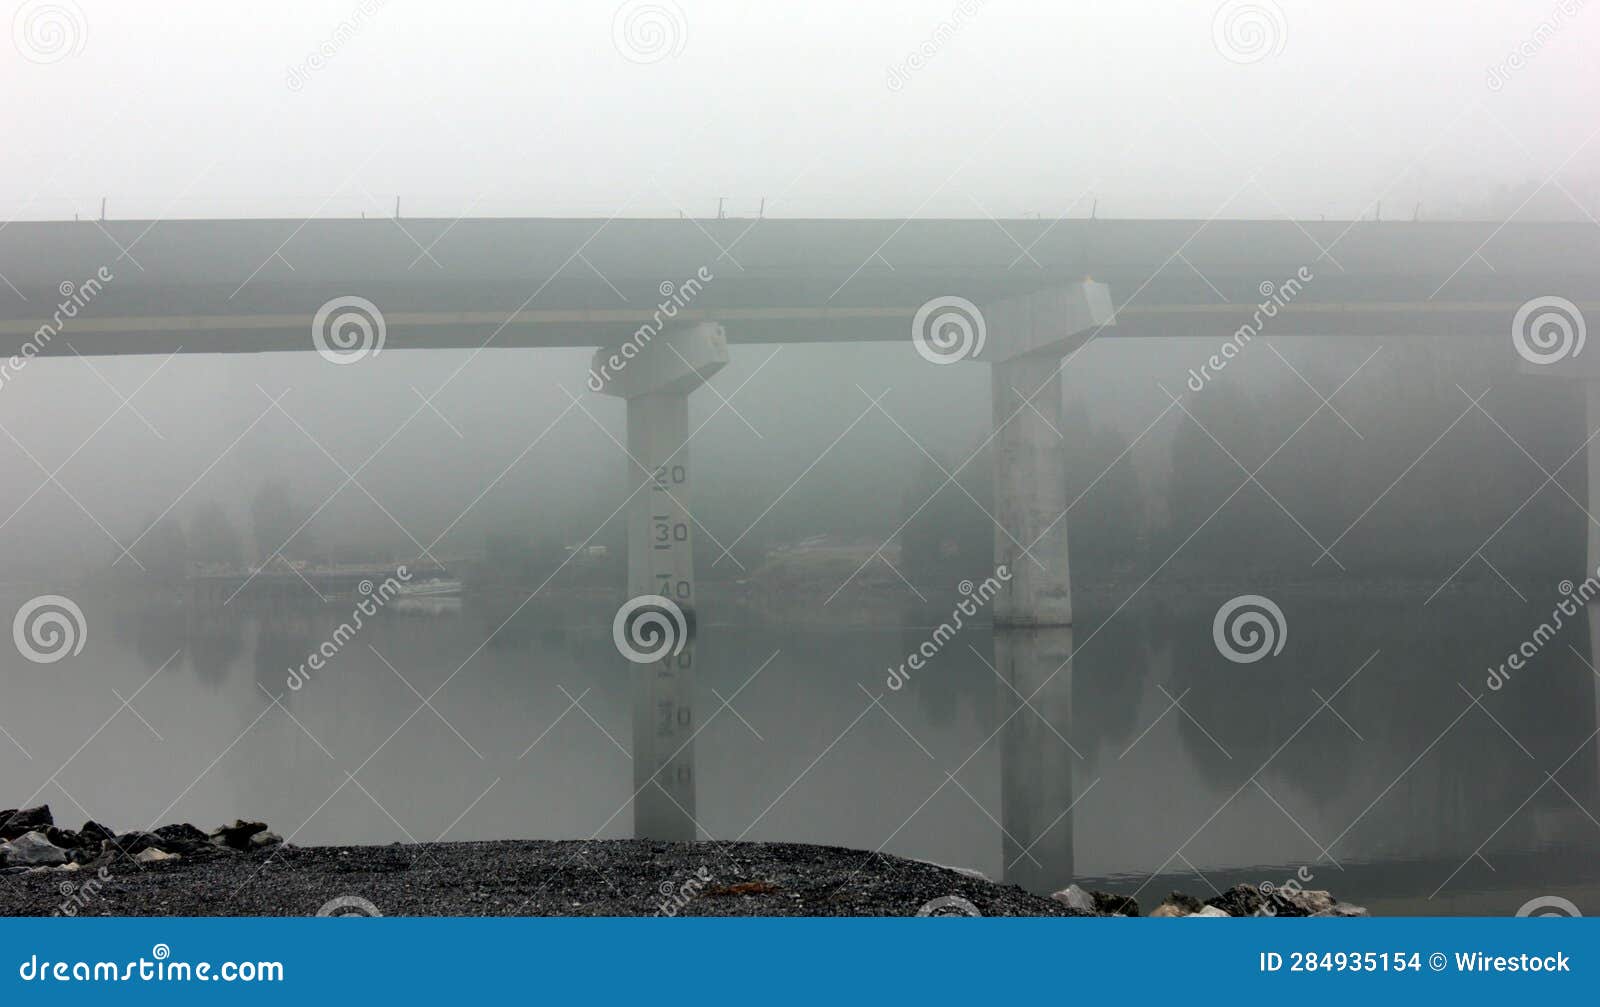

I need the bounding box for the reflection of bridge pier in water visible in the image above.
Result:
[994,627,1076,894]
[631,639,697,841]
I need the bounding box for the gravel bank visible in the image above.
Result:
[1,838,1085,918]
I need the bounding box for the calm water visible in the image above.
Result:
[4,583,1598,916]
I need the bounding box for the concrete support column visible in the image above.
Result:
[980,281,1114,627]
[593,321,729,619]
[1586,383,1600,794]
[594,322,728,842]
[1587,382,1600,577]
[991,358,1071,625]
[995,627,1075,893]
[624,392,697,606]
[632,642,697,841]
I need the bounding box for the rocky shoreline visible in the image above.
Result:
[2,804,1368,918]
[1,804,281,874]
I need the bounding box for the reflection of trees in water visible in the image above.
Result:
[252,614,320,698]
[182,609,246,688]
[1069,602,1160,760]
[473,598,593,653]
[106,602,246,687]
[893,622,989,731]
[1161,595,1599,857]
[106,603,190,679]
[1156,337,1583,583]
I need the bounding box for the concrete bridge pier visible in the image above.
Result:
[995,626,1076,893]
[1517,354,1600,778]
[593,322,730,617]
[632,640,698,841]
[1585,383,1600,791]
[982,282,1115,626]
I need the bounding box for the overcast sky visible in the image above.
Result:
[4,0,1598,222]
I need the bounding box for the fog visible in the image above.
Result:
[4,1,1597,223]
[4,1,1600,918]
[4,3,1597,580]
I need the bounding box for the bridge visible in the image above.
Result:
[4,216,1599,630]
[3,217,1597,354]
[7,215,1600,861]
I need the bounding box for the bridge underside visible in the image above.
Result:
[2,217,1597,356]
[4,218,1598,629]
[0,302,1572,357]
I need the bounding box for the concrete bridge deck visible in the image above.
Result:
[3,218,1597,355]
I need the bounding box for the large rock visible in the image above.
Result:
[0,806,53,842]
[1205,883,1266,917]
[78,821,117,847]
[1048,884,1140,916]
[1278,888,1336,915]
[134,848,179,864]
[0,830,69,867]
[249,831,283,849]
[1151,892,1205,917]
[1189,905,1232,918]
[1205,883,1310,918]
[103,831,167,857]
[1312,903,1370,917]
[1090,890,1140,917]
[209,820,269,851]
[154,823,212,854]
[1049,884,1097,912]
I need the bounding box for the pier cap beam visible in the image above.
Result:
[591,322,729,399]
[977,280,1115,363]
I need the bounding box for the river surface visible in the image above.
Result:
[3,582,1598,916]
